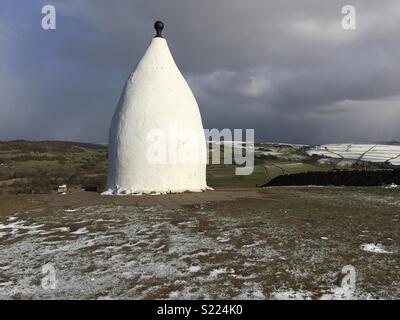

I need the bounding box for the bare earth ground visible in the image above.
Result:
[0,187,399,299]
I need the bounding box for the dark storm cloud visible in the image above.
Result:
[1,0,400,143]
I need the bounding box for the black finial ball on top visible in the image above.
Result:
[154,21,164,38]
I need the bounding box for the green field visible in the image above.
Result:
[0,141,108,194]
[0,140,363,194]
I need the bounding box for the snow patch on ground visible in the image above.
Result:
[360,243,396,254]
[70,227,89,235]
[63,208,80,212]
[271,290,313,300]
[188,266,202,273]
[209,268,228,278]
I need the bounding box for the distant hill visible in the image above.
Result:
[0,140,107,151]
[0,140,108,194]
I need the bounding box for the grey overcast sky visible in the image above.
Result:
[1,0,400,144]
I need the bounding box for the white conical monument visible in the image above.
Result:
[103,21,209,195]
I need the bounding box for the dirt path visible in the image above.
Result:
[0,189,274,216]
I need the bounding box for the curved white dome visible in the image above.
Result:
[104,37,209,195]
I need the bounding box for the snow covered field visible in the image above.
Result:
[0,188,398,300]
[307,144,400,165]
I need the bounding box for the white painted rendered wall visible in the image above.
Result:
[103,37,209,195]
